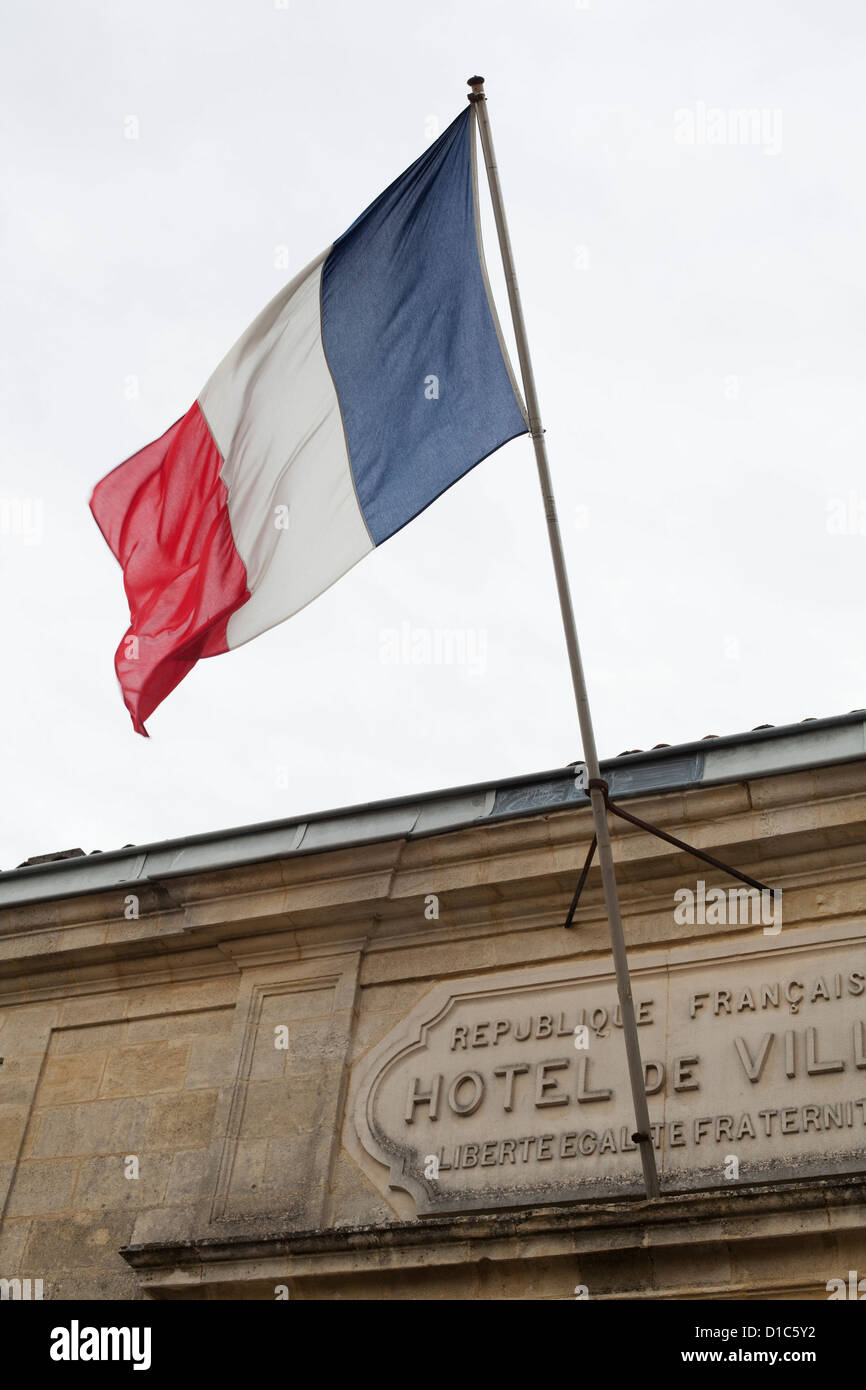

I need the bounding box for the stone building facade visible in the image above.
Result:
[1,712,865,1300]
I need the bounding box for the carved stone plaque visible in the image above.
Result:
[351,926,866,1214]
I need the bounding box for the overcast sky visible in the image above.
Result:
[1,0,864,870]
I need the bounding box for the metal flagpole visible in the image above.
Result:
[467,75,660,1199]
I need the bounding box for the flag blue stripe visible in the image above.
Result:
[320,108,527,547]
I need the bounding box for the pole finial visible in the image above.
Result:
[467,75,485,103]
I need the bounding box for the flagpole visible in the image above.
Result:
[467,76,660,1200]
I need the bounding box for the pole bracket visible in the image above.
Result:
[564,784,777,928]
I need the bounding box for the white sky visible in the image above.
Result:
[1,0,864,870]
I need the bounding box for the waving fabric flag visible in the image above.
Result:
[90,107,527,734]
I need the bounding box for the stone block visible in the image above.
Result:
[0,1005,58,1052]
[125,978,238,1019]
[100,1040,190,1098]
[22,1210,135,1273]
[164,1148,211,1205]
[53,1022,128,1054]
[0,1052,47,1108]
[350,1008,410,1061]
[263,1134,319,1192]
[359,981,432,1016]
[360,937,497,987]
[129,1206,196,1247]
[58,996,127,1028]
[248,1031,289,1081]
[288,1016,349,1065]
[38,1051,107,1106]
[0,1105,29,1161]
[260,987,334,1024]
[73,1152,173,1211]
[32,1098,148,1158]
[0,1217,31,1271]
[5,1158,81,1216]
[185,1036,240,1090]
[145,1089,217,1151]
[48,1268,140,1300]
[328,1151,402,1227]
[126,1007,233,1044]
[235,1082,293,1141]
[225,1138,269,1203]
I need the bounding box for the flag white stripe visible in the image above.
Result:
[198,248,373,651]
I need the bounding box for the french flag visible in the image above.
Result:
[90,108,528,734]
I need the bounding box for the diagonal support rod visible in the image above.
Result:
[564,781,776,925]
[564,834,597,929]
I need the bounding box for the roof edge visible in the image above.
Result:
[1,710,863,909]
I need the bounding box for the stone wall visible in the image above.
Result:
[1,758,865,1299]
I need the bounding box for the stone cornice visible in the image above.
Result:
[119,1172,866,1298]
[0,761,863,998]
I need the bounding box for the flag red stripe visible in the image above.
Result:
[90,402,249,735]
